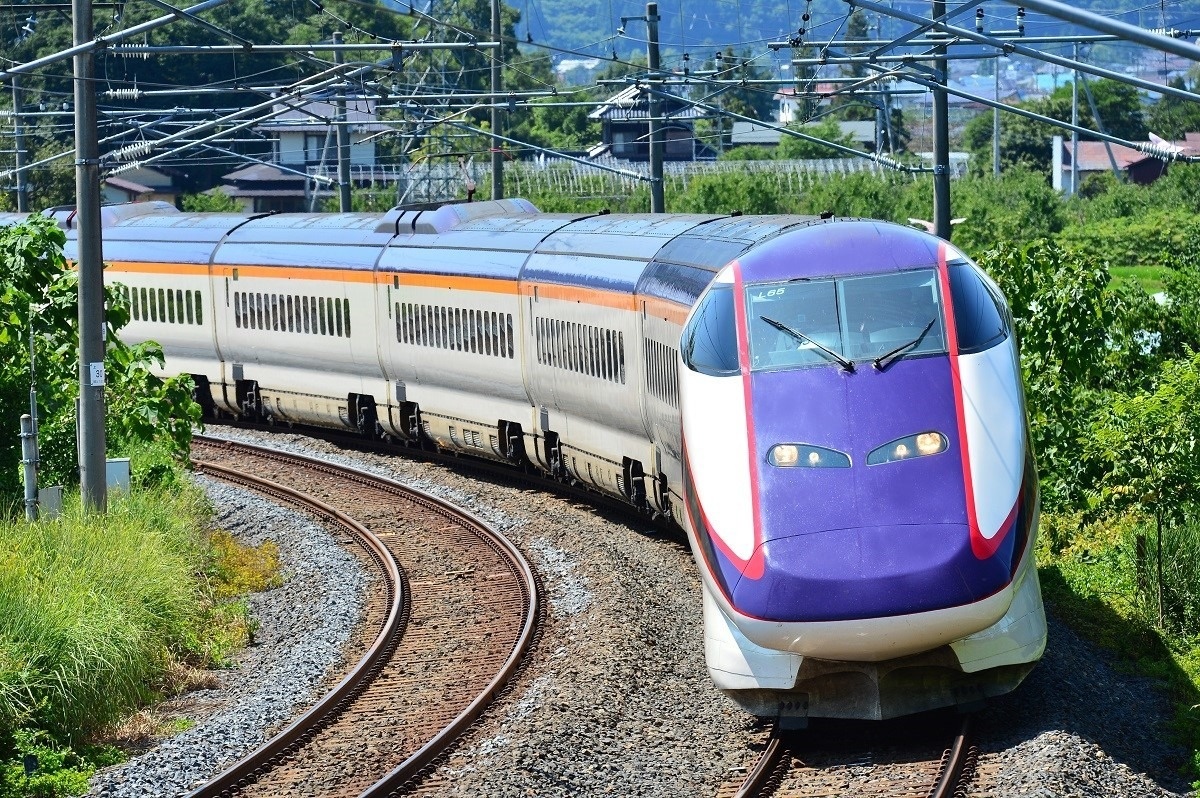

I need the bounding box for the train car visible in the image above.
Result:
[30,198,1045,722]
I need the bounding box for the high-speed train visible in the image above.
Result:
[15,198,1047,721]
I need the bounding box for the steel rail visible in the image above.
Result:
[929,714,975,798]
[184,444,406,798]
[354,465,542,797]
[186,434,541,797]
[733,727,787,798]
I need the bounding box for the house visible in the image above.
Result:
[773,84,839,124]
[101,176,154,204]
[101,165,181,205]
[1052,134,1199,193]
[587,85,717,161]
[216,95,398,213]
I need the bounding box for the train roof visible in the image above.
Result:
[39,200,840,305]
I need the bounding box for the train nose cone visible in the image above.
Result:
[730,524,1013,622]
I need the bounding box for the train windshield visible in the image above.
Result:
[747,269,946,371]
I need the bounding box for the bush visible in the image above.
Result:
[797,171,926,222]
[979,239,1117,512]
[948,169,1066,257]
[672,171,783,215]
[1057,209,1200,271]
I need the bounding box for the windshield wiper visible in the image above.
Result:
[760,316,855,372]
[873,318,937,371]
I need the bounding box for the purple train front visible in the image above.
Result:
[679,220,1046,721]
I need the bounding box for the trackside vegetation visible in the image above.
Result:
[0,217,280,796]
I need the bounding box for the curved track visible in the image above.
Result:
[187,435,541,798]
[726,714,977,798]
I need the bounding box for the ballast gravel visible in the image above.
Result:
[86,477,369,798]
[91,428,1195,797]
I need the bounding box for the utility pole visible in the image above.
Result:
[333,32,352,212]
[73,0,107,511]
[993,64,1001,177]
[490,0,503,199]
[12,77,29,211]
[931,0,951,239]
[646,1,664,213]
[1070,41,1079,197]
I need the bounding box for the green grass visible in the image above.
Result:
[1111,265,1169,295]
[0,471,286,798]
[0,486,211,739]
[1038,513,1200,785]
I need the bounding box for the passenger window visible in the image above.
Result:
[682,285,739,376]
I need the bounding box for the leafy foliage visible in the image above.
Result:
[947,170,1066,256]
[1085,353,1200,631]
[0,216,201,507]
[776,117,857,160]
[673,171,781,214]
[1086,352,1200,530]
[1148,78,1200,141]
[180,193,240,212]
[0,728,122,798]
[1058,209,1200,271]
[978,239,1116,511]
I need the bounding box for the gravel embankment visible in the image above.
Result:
[87,477,370,798]
[93,428,1195,797]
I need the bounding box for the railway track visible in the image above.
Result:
[725,713,977,798]
[187,435,541,798]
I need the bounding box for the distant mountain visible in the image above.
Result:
[523,0,1198,68]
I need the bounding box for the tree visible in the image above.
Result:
[949,169,1066,256]
[1147,77,1200,140]
[0,216,200,507]
[979,238,1117,512]
[673,172,782,215]
[962,79,1148,177]
[504,53,601,153]
[182,192,241,212]
[776,117,855,160]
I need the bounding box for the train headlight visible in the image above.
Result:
[769,444,851,468]
[867,432,947,465]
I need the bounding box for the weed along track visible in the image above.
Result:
[723,713,977,798]
[188,435,540,798]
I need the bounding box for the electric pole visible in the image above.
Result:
[646,2,663,213]
[73,0,107,511]
[12,77,29,212]
[333,32,352,212]
[1070,41,1079,196]
[993,65,1001,177]
[931,0,951,239]
[491,0,503,199]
